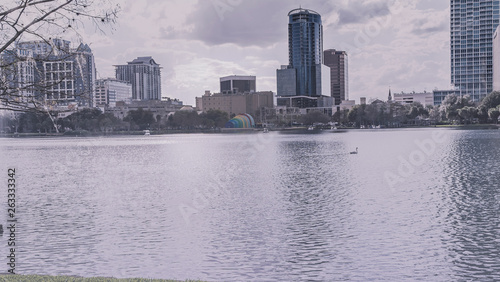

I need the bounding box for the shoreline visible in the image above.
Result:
[0,124,498,138]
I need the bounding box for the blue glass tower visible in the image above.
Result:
[288,8,323,97]
[450,0,500,101]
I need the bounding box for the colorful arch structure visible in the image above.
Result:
[225,114,256,128]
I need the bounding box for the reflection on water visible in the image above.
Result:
[443,131,500,281]
[0,129,499,281]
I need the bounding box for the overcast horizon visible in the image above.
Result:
[79,0,452,106]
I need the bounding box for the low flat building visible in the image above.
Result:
[196,91,274,122]
[106,98,184,120]
[334,100,355,113]
[394,91,434,106]
[220,75,256,94]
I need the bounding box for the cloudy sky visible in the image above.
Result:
[80,0,451,105]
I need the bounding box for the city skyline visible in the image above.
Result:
[76,0,451,105]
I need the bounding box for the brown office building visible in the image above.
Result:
[196,91,274,122]
[324,49,348,105]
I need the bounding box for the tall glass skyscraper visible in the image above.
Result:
[288,8,323,97]
[450,0,500,101]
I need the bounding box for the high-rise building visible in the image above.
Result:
[288,8,323,96]
[286,7,323,97]
[0,48,35,105]
[450,0,500,101]
[220,75,256,93]
[115,56,162,101]
[72,43,96,107]
[324,49,348,105]
[493,25,500,91]
[3,39,96,107]
[276,8,333,110]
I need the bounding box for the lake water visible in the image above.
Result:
[1,128,500,281]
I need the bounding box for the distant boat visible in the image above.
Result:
[350,147,358,154]
[308,126,314,131]
[263,128,269,133]
[328,126,347,133]
[144,130,151,136]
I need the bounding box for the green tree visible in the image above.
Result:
[458,106,477,124]
[17,112,47,133]
[199,109,229,128]
[476,105,489,124]
[440,94,473,123]
[0,115,15,133]
[488,107,500,123]
[63,108,102,131]
[428,105,442,122]
[480,91,500,110]
[300,111,330,125]
[124,108,155,130]
[169,110,200,129]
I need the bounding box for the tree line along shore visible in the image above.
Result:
[1,92,500,136]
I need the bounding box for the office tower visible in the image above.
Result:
[450,0,500,101]
[73,43,96,107]
[324,49,348,105]
[115,56,162,101]
[277,8,332,109]
[493,25,500,91]
[287,7,323,97]
[277,8,323,98]
[220,75,256,93]
[0,48,35,104]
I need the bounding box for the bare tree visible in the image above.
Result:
[0,0,119,115]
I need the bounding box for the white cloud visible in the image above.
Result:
[79,0,451,105]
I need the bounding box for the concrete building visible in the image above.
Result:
[95,78,132,107]
[5,39,97,107]
[450,0,500,101]
[393,91,434,106]
[324,49,348,105]
[333,100,356,113]
[276,65,297,97]
[106,98,183,120]
[0,48,35,107]
[220,75,256,94]
[196,91,274,121]
[115,56,162,101]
